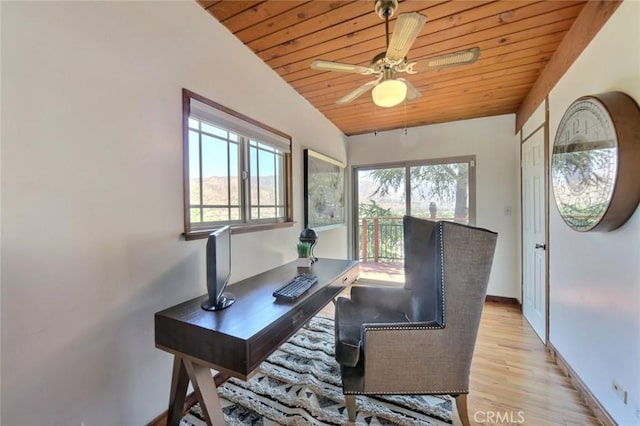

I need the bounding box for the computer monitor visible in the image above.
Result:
[201,225,235,311]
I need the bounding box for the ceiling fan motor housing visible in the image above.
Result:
[375,0,398,19]
[380,68,395,81]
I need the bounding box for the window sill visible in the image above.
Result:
[183,221,294,241]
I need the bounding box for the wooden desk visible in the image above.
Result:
[155,258,359,425]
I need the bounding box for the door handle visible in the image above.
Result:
[535,243,546,250]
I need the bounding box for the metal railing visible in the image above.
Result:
[359,217,404,263]
[359,215,469,263]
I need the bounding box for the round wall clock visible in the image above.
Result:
[551,92,640,232]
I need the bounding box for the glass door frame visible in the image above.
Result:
[352,155,476,282]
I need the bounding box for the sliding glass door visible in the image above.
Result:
[356,167,407,283]
[354,156,475,283]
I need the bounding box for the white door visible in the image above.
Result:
[522,129,547,343]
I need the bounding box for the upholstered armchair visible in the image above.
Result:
[334,216,498,425]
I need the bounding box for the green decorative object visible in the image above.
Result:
[297,242,312,258]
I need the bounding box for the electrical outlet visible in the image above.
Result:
[612,380,627,404]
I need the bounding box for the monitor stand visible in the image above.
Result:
[201,292,236,311]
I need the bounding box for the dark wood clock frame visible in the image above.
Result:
[551,92,640,232]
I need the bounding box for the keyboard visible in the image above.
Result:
[272,273,319,302]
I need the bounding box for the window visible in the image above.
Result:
[183,89,292,239]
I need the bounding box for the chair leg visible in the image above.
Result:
[454,394,470,426]
[345,394,357,422]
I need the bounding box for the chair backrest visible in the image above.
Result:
[403,216,443,324]
[403,216,497,339]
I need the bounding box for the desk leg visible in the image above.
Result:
[183,358,226,425]
[167,356,189,426]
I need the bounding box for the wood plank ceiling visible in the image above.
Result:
[198,1,588,136]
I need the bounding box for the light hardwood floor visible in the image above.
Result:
[323,289,601,426]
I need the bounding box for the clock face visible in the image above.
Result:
[551,97,618,231]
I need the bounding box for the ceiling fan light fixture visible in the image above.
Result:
[372,78,407,107]
[308,1,478,109]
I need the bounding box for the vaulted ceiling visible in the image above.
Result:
[198,1,619,136]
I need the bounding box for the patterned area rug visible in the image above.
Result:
[181,315,452,425]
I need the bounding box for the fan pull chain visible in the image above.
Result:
[404,98,407,135]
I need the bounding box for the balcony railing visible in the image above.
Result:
[359,215,468,263]
[359,216,404,263]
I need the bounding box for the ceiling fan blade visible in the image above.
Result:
[397,78,421,101]
[311,59,375,75]
[337,80,379,104]
[386,12,427,64]
[415,47,481,71]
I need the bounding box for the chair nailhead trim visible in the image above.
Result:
[344,390,469,395]
[364,326,443,331]
[438,223,446,326]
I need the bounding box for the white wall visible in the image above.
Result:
[348,115,521,299]
[545,1,640,424]
[0,2,347,425]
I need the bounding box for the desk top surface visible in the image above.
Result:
[155,257,357,341]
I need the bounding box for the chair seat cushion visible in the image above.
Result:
[335,297,409,367]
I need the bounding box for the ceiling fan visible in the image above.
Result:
[310,0,480,108]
